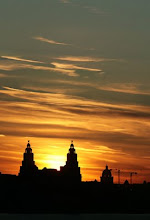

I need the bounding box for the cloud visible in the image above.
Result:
[0,73,17,78]
[1,86,150,181]
[60,0,70,3]
[56,56,119,62]
[0,73,6,78]
[1,86,150,121]
[83,6,108,15]
[1,56,44,64]
[33,36,95,51]
[45,79,150,96]
[51,62,102,72]
[33,36,71,46]
[99,83,150,96]
[0,61,78,77]
[60,1,108,16]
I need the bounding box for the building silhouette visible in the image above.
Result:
[2,140,150,214]
[60,141,82,183]
[101,165,113,184]
[19,141,38,177]
[19,140,81,183]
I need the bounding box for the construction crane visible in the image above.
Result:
[130,172,137,184]
[111,169,121,184]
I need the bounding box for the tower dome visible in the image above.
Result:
[100,165,113,184]
[69,140,75,153]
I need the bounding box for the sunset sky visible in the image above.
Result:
[0,0,150,183]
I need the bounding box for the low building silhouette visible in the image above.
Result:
[100,165,113,184]
[19,141,38,177]
[2,141,150,214]
[124,179,129,185]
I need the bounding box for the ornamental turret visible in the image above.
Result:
[60,141,81,182]
[19,141,38,177]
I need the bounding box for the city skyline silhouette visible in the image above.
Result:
[1,1,150,184]
[1,139,150,214]
[0,1,150,215]
[0,140,144,185]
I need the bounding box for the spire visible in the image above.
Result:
[27,140,30,148]
[70,140,74,148]
[69,140,75,153]
[19,141,38,177]
[25,140,32,153]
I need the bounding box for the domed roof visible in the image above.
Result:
[25,140,32,153]
[27,140,31,148]
[69,140,75,153]
[102,165,112,177]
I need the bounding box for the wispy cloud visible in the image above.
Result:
[83,6,108,15]
[0,61,78,77]
[0,73,18,78]
[56,56,119,62]
[1,86,150,161]
[51,62,102,72]
[0,73,6,78]
[36,79,150,97]
[100,83,150,96]
[60,0,70,3]
[0,134,5,137]
[33,36,71,46]
[1,86,150,120]
[1,86,150,181]
[60,0,108,16]
[33,36,96,51]
[1,56,44,64]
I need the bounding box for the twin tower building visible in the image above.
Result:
[19,141,113,184]
[19,141,82,183]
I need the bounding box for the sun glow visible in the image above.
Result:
[43,155,66,171]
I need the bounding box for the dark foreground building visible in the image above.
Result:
[19,140,81,183]
[60,141,81,183]
[1,141,150,214]
[19,141,38,177]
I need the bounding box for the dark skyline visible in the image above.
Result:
[18,140,82,183]
[1,140,150,214]
[0,0,150,183]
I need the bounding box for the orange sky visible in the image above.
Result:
[0,134,149,183]
[0,88,150,183]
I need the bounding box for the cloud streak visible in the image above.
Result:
[0,73,7,78]
[99,83,150,96]
[51,62,102,72]
[1,86,150,120]
[60,0,70,3]
[1,56,44,64]
[39,79,150,97]
[83,6,108,15]
[0,61,78,77]
[1,86,150,181]
[33,36,71,46]
[60,1,108,16]
[56,56,119,62]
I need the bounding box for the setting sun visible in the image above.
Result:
[44,155,66,171]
